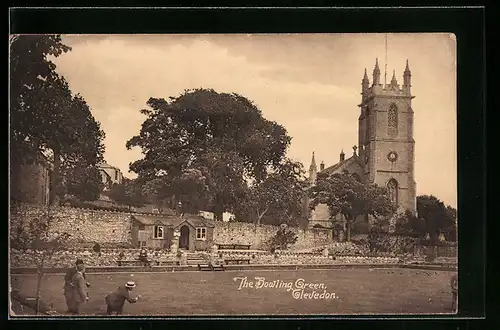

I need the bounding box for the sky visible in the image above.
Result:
[50,33,457,208]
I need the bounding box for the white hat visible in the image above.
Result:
[125,281,136,288]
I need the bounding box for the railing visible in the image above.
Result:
[414,244,457,258]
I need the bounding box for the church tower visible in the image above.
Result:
[357,59,417,214]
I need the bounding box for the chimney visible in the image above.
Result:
[320,161,325,171]
[340,150,345,161]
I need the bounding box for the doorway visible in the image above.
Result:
[179,225,190,250]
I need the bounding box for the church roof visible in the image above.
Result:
[173,215,215,229]
[320,154,364,176]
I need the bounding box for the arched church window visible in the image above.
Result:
[386,178,399,205]
[388,103,398,137]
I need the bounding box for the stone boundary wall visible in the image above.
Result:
[10,203,333,251]
[213,221,332,250]
[9,248,402,268]
[9,203,168,246]
[10,263,457,275]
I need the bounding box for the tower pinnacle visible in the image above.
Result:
[390,69,398,87]
[309,152,317,171]
[403,59,412,88]
[373,58,381,85]
[308,151,318,184]
[405,59,411,72]
[362,68,369,92]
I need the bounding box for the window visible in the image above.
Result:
[196,227,207,240]
[387,179,399,205]
[115,170,118,181]
[388,103,398,136]
[153,226,164,239]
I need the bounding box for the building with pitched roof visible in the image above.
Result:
[130,214,215,251]
[97,161,123,190]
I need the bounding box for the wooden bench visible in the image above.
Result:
[224,258,251,265]
[197,262,225,271]
[156,259,180,266]
[117,259,145,267]
[217,244,251,250]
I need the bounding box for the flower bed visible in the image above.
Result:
[216,251,399,265]
[11,248,403,269]
[9,249,177,268]
[309,242,368,256]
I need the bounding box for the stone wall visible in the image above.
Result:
[10,203,133,245]
[9,248,176,268]
[10,203,333,251]
[213,221,332,251]
[9,248,401,268]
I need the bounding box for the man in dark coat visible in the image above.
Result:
[64,259,90,313]
[69,267,88,315]
[105,281,140,315]
[138,248,151,267]
[451,274,458,311]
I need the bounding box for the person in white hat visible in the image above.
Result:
[104,281,139,315]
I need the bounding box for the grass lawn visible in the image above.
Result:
[10,268,456,316]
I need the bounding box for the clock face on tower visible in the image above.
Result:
[387,151,398,162]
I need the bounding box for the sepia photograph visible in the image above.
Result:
[9,33,458,317]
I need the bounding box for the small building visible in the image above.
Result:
[130,214,215,251]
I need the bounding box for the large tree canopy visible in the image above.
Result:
[10,35,105,204]
[308,172,397,241]
[127,88,291,220]
[10,34,72,163]
[63,165,103,202]
[416,195,457,241]
[107,178,147,210]
[235,159,309,227]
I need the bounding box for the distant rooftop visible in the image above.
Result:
[97,162,121,171]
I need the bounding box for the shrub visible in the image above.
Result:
[268,228,298,252]
[351,221,370,235]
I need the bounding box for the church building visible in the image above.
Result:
[307,59,417,229]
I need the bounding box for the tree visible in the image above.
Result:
[309,172,397,241]
[417,195,457,242]
[170,168,210,214]
[140,175,175,214]
[62,165,104,201]
[108,178,147,210]
[10,209,70,314]
[446,205,458,242]
[236,159,308,227]
[10,35,71,165]
[126,89,291,220]
[395,209,426,236]
[10,35,106,205]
